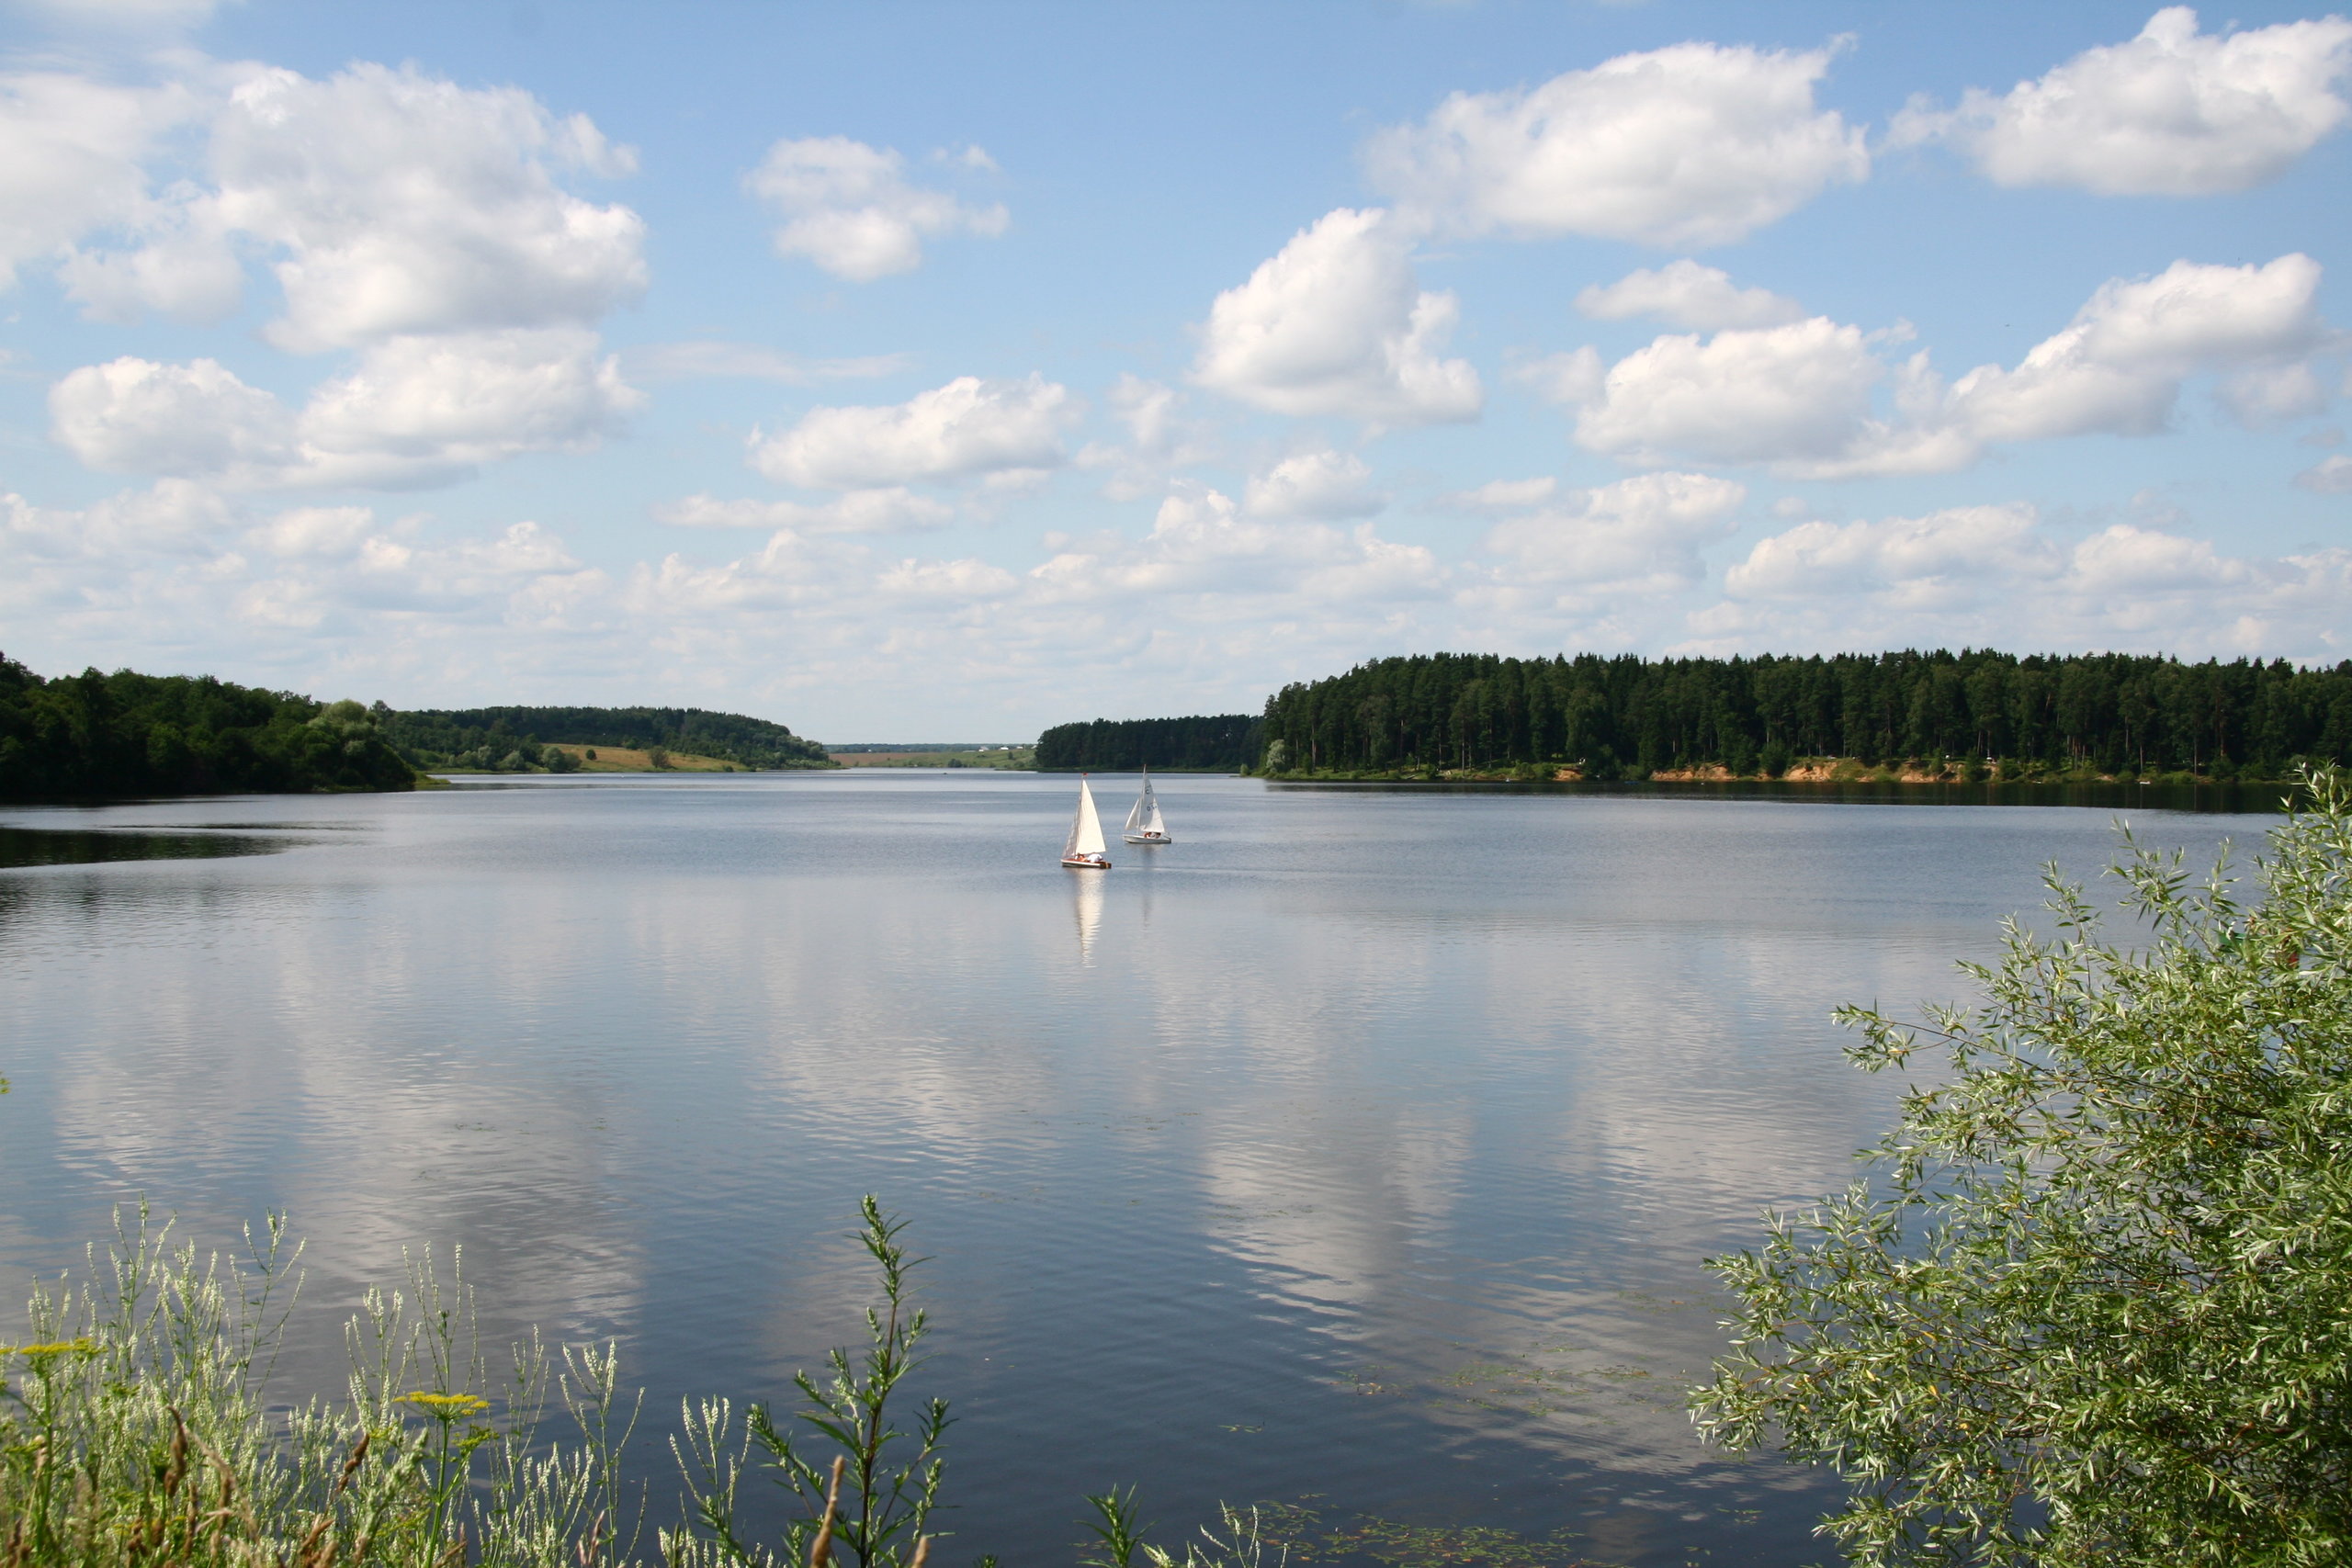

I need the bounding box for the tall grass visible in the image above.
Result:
[0,1201,641,1568]
[0,1201,1279,1568]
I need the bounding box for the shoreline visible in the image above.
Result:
[1256,757,2296,788]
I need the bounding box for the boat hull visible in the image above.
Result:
[1122,833,1171,845]
[1061,854,1111,869]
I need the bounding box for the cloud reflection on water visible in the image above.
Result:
[0,778,2268,1566]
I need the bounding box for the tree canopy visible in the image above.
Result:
[1035,714,1261,772]
[1257,650,2352,779]
[1694,769,2352,1565]
[0,654,416,799]
[380,705,831,772]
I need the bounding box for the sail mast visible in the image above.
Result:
[1124,767,1149,834]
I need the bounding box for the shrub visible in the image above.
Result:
[1693,768,2352,1566]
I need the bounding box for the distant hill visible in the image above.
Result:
[1034,714,1261,772]
[0,653,418,799]
[382,705,833,773]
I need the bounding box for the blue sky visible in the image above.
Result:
[3,1,2348,739]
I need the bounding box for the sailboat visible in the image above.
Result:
[1060,775,1112,869]
[1122,766,1173,845]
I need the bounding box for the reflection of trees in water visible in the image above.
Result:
[0,826,287,869]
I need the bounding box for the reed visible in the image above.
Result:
[0,1201,1277,1568]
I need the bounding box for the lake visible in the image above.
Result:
[0,773,2276,1566]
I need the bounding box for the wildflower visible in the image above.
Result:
[396,1392,491,1416]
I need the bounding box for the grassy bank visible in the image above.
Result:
[384,708,831,775]
[548,744,746,773]
[827,748,1035,769]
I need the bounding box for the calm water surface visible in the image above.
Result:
[0,774,2273,1566]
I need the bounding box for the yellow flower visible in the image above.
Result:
[0,1339,99,1359]
[397,1393,491,1416]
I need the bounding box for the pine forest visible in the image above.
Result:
[1252,650,2352,781]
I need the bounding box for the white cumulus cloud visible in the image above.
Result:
[876,557,1022,601]
[1364,41,1868,248]
[1548,254,2335,478]
[1724,503,2058,604]
[1575,261,1804,332]
[746,136,1008,281]
[249,505,376,559]
[4,485,621,667]
[58,193,244,324]
[1034,484,1443,604]
[203,62,644,352]
[1947,254,2329,443]
[653,490,956,533]
[50,356,296,476]
[1075,374,1221,502]
[1192,207,1481,427]
[1481,471,1747,597]
[0,72,194,290]
[294,328,644,486]
[1244,449,1387,520]
[750,374,1072,491]
[1436,476,1558,513]
[1893,7,2352,195]
[4,478,237,562]
[621,342,911,384]
[7,61,647,344]
[1689,503,2352,660]
[20,58,653,495]
[2297,454,2352,493]
[51,330,642,489]
[1569,317,1905,468]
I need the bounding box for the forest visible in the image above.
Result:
[1254,650,2352,781]
[380,705,833,772]
[1034,713,1261,771]
[0,654,418,799]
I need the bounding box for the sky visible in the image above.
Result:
[3,1,2350,740]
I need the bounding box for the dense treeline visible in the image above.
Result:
[1259,650,2352,780]
[0,654,417,798]
[381,705,832,771]
[1035,714,1262,772]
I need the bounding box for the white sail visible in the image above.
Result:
[1065,777,1107,858]
[1122,765,1170,841]
[1124,769,1156,834]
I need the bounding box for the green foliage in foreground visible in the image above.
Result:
[672,1197,946,1568]
[1694,768,2352,1566]
[0,1201,1285,1568]
[0,655,417,799]
[0,1209,646,1568]
[1259,649,2352,779]
[380,706,831,773]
